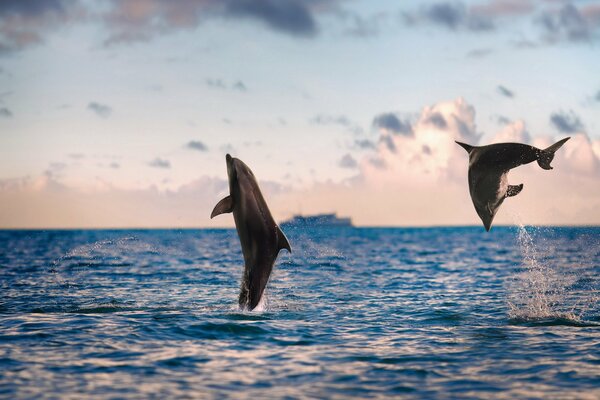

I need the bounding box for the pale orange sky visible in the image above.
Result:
[2,98,599,228]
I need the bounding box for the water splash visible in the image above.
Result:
[506,222,594,323]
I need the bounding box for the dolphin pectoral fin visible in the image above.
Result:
[506,184,523,198]
[276,226,292,253]
[210,195,233,218]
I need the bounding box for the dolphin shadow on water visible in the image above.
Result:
[456,137,570,231]
[211,154,291,311]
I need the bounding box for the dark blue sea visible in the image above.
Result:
[1,227,599,399]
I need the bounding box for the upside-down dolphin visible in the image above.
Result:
[210,154,291,310]
[455,137,570,231]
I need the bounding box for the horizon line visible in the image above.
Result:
[1,224,599,231]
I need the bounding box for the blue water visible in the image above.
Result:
[1,227,599,398]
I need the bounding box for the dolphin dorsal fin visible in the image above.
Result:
[506,184,523,198]
[210,195,233,218]
[276,226,291,253]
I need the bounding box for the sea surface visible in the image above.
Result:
[1,226,599,399]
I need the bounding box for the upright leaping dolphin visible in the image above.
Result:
[455,137,570,231]
[211,154,291,310]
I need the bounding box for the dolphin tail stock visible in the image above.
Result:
[537,137,570,170]
[210,195,233,218]
[276,226,292,253]
[455,141,475,153]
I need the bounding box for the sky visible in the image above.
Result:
[0,0,599,228]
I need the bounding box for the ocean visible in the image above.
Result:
[1,226,599,399]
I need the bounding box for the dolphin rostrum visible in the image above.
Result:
[455,137,570,231]
[210,154,291,310]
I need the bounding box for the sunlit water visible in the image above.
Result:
[1,227,599,398]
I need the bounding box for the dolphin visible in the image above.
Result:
[210,154,291,310]
[455,137,570,231]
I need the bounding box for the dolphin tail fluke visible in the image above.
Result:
[537,137,570,170]
[210,195,233,218]
[455,141,474,153]
[276,226,291,253]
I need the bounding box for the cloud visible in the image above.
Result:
[0,107,12,117]
[101,0,338,45]
[87,102,112,118]
[219,143,235,153]
[0,0,84,54]
[205,78,227,89]
[494,115,511,125]
[426,112,448,129]
[466,48,493,58]
[362,98,480,183]
[353,139,376,150]
[148,158,171,169]
[491,119,530,143]
[372,113,412,136]
[550,110,584,133]
[338,153,358,169]
[404,2,494,32]
[337,11,388,38]
[186,140,208,152]
[232,81,247,91]
[538,3,596,43]
[310,114,364,135]
[497,85,514,98]
[0,1,338,51]
[206,78,248,92]
[401,1,600,46]
[224,0,318,37]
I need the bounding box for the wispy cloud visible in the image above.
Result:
[206,78,248,92]
[0,107,12,118]
[466,48,493,58]
[337,11,388,38]
[497,85,514,98]
[0,0,84,54]
[185,140,208,152]
[101,0,339,46]
[205,78,227,89]
[338,153,357,169]
[87,102,112,118]
[353,139,376,150]
[426,112,448,129]
[232,81,247,92]
[148,158,171,169]
[372,113,412,136]
[310,114,364,135]
[550,110,584,133]
[401,1,600,46]
[537,3,599,43]
[403,2,494,32]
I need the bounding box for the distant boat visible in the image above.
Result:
[280,213,353,228]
